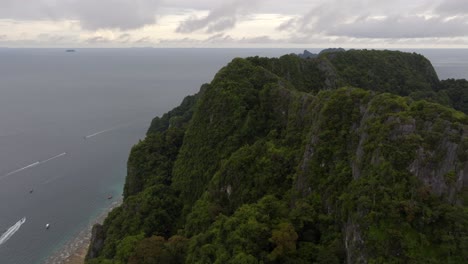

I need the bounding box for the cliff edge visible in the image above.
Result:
[87,49,468,264]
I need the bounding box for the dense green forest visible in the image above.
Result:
[86,49,468,263]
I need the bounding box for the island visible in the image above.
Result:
[86,49,468,264]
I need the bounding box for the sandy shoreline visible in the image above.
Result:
[61,241,90,264]
[45,198,122,264]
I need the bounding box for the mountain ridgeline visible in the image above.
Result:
[86,49,468,264]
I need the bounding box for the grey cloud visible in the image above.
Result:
[279,0,468,39]
[135,37,152,43]
[86,36,111,44]
[238,36,277,44]
[118,33,131,39]
[0,0,162,30]
[86,34,153,45]
[66,0,162,30]
[2,0,468,46]
[31,33,81,46]
[117,33,131,42]
[1,0,268,32]
[277,18,297,31]
[204,33,235,43]
[329,15,468,38]
[206,17,236,33]
[165,0,324,16]
[162,0,225,10]
[37,33,73,43]
[385,36,468,46]
[204,33,278,44]
[157,37,197,45]
[176,0,261,33]
[158,33,277,45]
[0,0,49,20]
[437,0,468,15]
[207,34,277,44]
[0,33,79,47]
[277,1,363,34]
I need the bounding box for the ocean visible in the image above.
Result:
[0,48,466,264]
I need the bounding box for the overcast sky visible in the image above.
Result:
[1,0,467,48]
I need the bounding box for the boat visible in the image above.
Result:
[45,223,50,229]
[107,195,113,200]
[66,49,76,52]
[29,189,33,194]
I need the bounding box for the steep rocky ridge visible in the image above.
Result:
[87,49,468,264]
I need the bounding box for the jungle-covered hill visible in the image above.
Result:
[86,49,468,264]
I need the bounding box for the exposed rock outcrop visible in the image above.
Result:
[85,224,105,261]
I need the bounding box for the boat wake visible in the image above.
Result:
[41,152,67,164]
[0,217,26,246]
[3,162,40,177]
[84,128,115,139]
[84,120,139,140]
[1,152,67,179]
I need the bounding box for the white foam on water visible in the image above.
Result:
[0,217,26,246]
[1,152,67,180]
[84,128,114,139]
[84,120,140,139]
[41,152,67,164]
[2,162,40,178]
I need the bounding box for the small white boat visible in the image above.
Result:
[45,223,50,229]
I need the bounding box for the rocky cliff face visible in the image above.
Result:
[288,90,468,262]
[87,49,468,264]
[86,224,105,260]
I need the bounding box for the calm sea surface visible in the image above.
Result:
[0,48,466,264]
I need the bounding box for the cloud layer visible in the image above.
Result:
[1,0,468,47]
[176,0,261,33]
[1,0,162,30]
[277,0,468,39]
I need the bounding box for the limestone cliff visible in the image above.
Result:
[87,49,468,264]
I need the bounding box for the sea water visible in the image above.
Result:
[0,48,466,264]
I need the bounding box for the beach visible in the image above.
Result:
[45,199,122,264]
[61,242,89,264]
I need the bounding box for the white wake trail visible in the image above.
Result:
[84,120,139,140]
[41,152,67,164]
[0,217,26,246]
[4,162,40,177]
[84,128,114,139]
[2,152,67,180]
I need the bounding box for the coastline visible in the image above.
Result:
[61,242,89,264]
[45,198,122,264]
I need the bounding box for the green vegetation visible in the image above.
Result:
[86,49,468,263]
[440,79,468,114]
